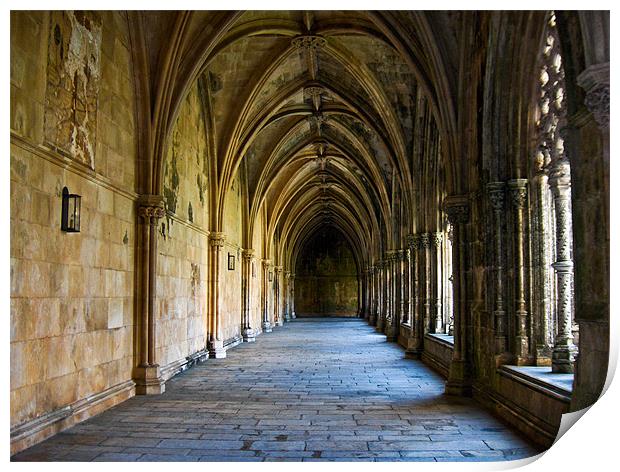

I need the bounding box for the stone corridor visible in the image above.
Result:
[12,318,540,462]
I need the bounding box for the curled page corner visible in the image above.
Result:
[553,407,591,445]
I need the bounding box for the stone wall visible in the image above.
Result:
[10,11,137,450]
[157,82,210,371]
[295,227,358,317]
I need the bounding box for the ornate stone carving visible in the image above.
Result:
[508,180,528,208]
[419,233,430,249]
[431,232,443,248]
[242,249,255,260]
[138,204,165,221]
[209,232,225,247]
[292,34,326,50]
[584,85,609,129]
[444,197,469,225]
[486,182,505,210]
[407,234,419,250]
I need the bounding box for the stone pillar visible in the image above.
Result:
[549,160,578,373]
[134,196,166,394]
[444,196,471,396]
[284,271,291,322]
[290,273,296,319]
[207,232,226,358]
[419,233,432,334]
[241,249,256,342]
[487,182,508,357]
[376,261,385,331]
[274,266,283,326]
[368,266,377,325]
[385,251,398,341]
[261,259,272,333]
[431,232,443,333]
[508,179,530,364]
[399,250,409,325]
[405,234,422,358]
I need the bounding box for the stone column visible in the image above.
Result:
[487,182,508,357]
[432,232,443,333]
[134,196,166,394]
[419,233,431,334]
[284,271,291,322]
[549,160,578,373]
[376,261,385,331]
[444,196,471,396]
[405,234,422,358]
[207,232,226,358]
[274,266,283,326]
[261,259,272,332]
[368,266,377,325]
[508,179,530,364]
[385,251,397,341]
[290,273,296,319]
[241,249,256,342]
[400,250,409,326]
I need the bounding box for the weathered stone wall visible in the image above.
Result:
[157,83,210,369]
[221,175,243,344]
[295,227,358,317]
[10,10,137,436]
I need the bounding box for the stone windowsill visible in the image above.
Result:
[498,365,574,401]
[426,333,455,346]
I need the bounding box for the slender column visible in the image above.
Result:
[274,266,283,326]
[290,273,296,319]
[207,232,226,358]
[549,159,578,372]
[399,250,409,325]
[376,261,385,331]
[487,182,508,356]
[134,196,166,394]
[284,271,291,322]
[385,251,397,341]
[261,259,272,332]
[432,232,443,333]
[368,266,377,325]
[508,179,530,364]
[419,233,431,334]
[404,234,422,357]
[242,249,256,342]
[444,196,471,396]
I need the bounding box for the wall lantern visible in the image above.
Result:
[61,186,81,232]
[269,271,273,282]
[228,253,235,271]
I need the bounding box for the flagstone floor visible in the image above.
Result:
[12,318,541,462]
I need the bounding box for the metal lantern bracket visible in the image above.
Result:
[61,186,81,232]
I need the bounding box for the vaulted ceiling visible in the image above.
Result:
[134,10,461,268]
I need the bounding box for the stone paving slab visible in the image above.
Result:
[11,318,541,462]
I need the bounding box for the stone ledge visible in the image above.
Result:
[10,379,135,455]
[421,333,454,378]
[161,348,209,382]
[498,366,573,402]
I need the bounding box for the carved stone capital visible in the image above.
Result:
[548,158,571,192]
[209,232,225,247]
[242,248,255,260]
[292,34,326,50]
[431,232,443,248]
[138,204,165,221]
[274,266,283,274]
[577,62,609,130]
[262,259,272,268]
[407,234,419,250]
[507,179,528,209]
[486,182,506,210]
[419,233,430,249]
[444,195,470,225]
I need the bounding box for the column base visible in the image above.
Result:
[552,344,578,373]
[242,328,256,343]
[208,340,227,359]
[262,321,272,333]
[291,311,296,319]
[445,360,472,396]
[385,323,397,342]
[275,319,284,327]
[133,365,165,395]
[284,314,291,322]
[405,348,423,359]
